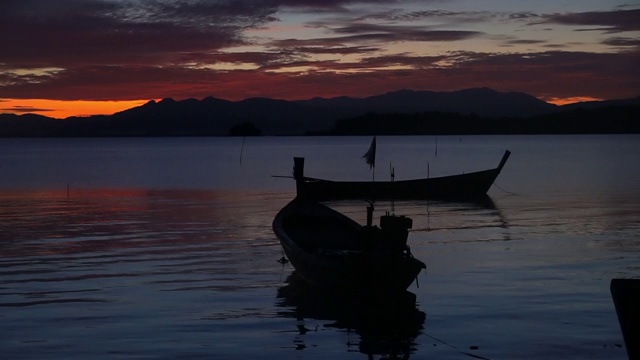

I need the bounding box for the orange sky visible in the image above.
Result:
[544,97,603,106]
[1,99,152,119]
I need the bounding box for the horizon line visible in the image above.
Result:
[0,88,616,119]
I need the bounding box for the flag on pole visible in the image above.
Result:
[362,136,376,169]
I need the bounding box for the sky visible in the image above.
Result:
[1,0,639,118]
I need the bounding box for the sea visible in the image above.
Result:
[0,135,638,360]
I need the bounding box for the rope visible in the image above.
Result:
[492,181,518,196]
[423,333,492,360]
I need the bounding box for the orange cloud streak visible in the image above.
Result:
[544,96,603,106]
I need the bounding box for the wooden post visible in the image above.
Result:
[293,157,305,198]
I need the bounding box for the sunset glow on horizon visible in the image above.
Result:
[0,99,153,119]
[543,97,604,106]
[0,95,604,119]
[1,0,638,118]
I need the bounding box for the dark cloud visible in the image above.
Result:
[357,9,542,24]
[331,23,482,41]
[361,9,462,22]
[175,50,305,69]
[271,22,481,48]
[542,44,569,49]
[506,39,547,45]
[3,49,637,102]
[540,9,640,33]
[276,0,399,11]
[332,29,481,43]
[359,54,445,68]
[0,0,405,69]
[0,0,281,68]
[291,46,380,55]
[508,12,540,20]
[1,105,54,113]
[603,36,640,47]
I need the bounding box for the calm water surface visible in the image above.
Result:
[1,135,638,359]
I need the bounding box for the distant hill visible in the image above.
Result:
[298,88,558,118]
[320,106,640,135]
[1,88,638,137]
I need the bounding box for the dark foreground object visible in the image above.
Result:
[293,150,511,201]
[611,278,640,360]
[273,198,426,292]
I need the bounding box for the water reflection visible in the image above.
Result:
[276,273,425,359]
[324,195,512,247]
[0,189,286,308]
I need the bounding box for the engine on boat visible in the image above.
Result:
[362,212,413,256]
[380,213,412,253]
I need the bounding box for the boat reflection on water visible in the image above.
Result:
[276,273,426,358]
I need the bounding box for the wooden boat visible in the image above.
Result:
[272,198,426,292]
[292,150,511,201]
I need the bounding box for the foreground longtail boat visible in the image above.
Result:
[272,198,426,291]
[293,150,511,201]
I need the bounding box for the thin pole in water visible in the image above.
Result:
[390,163,395,214]
[239,136,246,164]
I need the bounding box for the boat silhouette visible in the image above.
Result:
[292,150,511,201]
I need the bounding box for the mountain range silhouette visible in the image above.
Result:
[1,88,639,137]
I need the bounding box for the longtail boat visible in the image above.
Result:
[272,198,425,292]
[293,150,510,201]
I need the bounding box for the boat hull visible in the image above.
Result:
[301,168,500,201]
[280,240,425,291]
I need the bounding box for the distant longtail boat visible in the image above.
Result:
[292,149,511,201]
